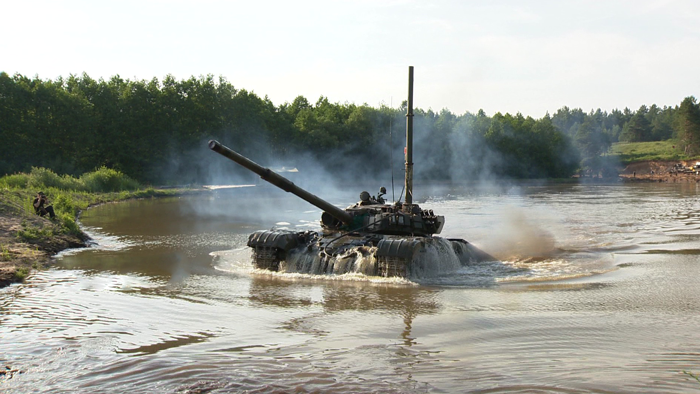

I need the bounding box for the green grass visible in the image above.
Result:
[13,267,29,281]
[608,140,699,164]
[16,221,55,242]
[0,244,10,261]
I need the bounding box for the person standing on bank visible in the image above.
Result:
[33,192,56,219]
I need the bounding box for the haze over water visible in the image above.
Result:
[2,183,700,393]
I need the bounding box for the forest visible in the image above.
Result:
[1,72,700,185]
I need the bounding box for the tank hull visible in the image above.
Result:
[247,229,494,278]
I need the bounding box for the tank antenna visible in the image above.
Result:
[390,96,395,202]
[404,66,414,210]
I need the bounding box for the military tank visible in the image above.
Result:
[209,67,493,278]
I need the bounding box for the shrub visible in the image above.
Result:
[11,167,85,192]
[0,244,10,261]
[58,213,81,236]
[2,167,141,193]
[0,173,30,189]
[80,167,140,192]
[14,267,29,281]
[53,193,77,216]
[26,167,72,190]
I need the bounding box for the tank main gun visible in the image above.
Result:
[208,140,354,226]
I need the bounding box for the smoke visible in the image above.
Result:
[159,134,363,228]
[479,205,558,261]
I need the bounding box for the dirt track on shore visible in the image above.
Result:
[619,160,700,183]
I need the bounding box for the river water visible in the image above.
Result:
[2,183,700,393]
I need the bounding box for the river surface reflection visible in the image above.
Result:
[2,183,700,393]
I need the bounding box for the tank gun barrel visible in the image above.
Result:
[208,140,353,225]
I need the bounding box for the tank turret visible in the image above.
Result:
[208,141,445,237]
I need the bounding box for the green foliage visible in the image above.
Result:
[609,140,690,163]
[17,222,54,242]
[79,166,140,192]
[551,104,687,169]
[131,187,159,198]
[0,170,181,280]
[25,167,83,191]
[676,97,700,157]
[0,244,10,261]
[58,212,81,236]
[620,109,653,142]
[1,72,698,182]
[0,173,30,189]
[13,267,29,281]
[0,167,140,194]
[53,193,77,216]
[575,120,611,160]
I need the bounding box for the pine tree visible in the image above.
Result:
[677,97,700,156]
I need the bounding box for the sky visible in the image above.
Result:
[2,0,699,117]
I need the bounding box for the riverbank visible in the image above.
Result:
[0,205,85,287]
[619,160,700,183]
[0,188,206,288]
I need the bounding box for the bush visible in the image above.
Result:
[0,173,30,189]
[0,244,11,261]
[14,267,29,281]
[58,213,81,236]
[53,193,77,216]
[0,166,141,193]
[26,167,82,191]
[80,167,140,192]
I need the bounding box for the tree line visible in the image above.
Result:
[1,72,699,184]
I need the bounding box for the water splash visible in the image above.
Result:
[215,237,498,284]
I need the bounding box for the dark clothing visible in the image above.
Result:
[33,196,56,219]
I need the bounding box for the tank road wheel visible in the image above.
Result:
[252,246,282,271]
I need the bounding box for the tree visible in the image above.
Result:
[676,96,700,156]
[620,107,652,142]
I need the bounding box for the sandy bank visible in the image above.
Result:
[619,160,700,183]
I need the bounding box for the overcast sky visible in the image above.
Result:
[3,0,699,117]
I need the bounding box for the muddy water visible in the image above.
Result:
[2,183,700,393]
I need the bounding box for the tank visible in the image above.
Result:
[208,67,493,278]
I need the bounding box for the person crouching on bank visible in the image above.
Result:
[33,192,56,219]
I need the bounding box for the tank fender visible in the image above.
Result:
[248,230,300,251]
[376,238,421,259]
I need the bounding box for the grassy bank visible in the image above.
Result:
[608,140,697,164]
[0,167,189,287]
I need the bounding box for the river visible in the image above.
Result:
[2,183,700,393]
